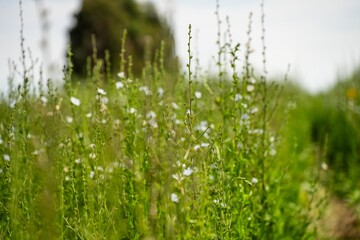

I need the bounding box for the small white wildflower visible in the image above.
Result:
[270,136,275,143]
[89,143,96,149]
[251,177,259,184]
[101,119,107,124]
[75,158,81,164]
[89,171,95,179]
[321,162,328,171]
[70,96,81,106]
[195,91,202,99]
[40,96,48,104]
[196,121,208,131]
[97,166,104,171]
[235,94,243,102]
[241,114,250,120]
[86,112,92,118]
[97,88,106,95]
[114,119,121,125]
[251,107,258,114]
[116,81,124,89]
[250,77,256,84]
[247,85,255,92]
[146,111,157,119]
[139,86,151,96]
[100,97,109,104]
[3,154,10,162]
[209,175,214,181]
[89,153,96,159]
[201,142,210,148]
[186,109,191,115]
[172,173,183,181]
[66,116,73,123]
[128,107,136,114]
[148,119,158,128]
[63,166,69,173]
[10,99,16,108]
[180,137,186,142]
[269,148,277,156]
[117,72,125,78]
[172,102,179,110]
[183,167,193,176]
[65,176,70,181]
[171,193,179,203]
[175,119,181,125]
[194,145,201,151]
[33,150,39,156]
[158,87,164,97]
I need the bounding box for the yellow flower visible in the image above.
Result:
[346,87,357,100]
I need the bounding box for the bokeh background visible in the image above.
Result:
[0,0,360,91]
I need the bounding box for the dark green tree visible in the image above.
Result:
[69,0,175,77]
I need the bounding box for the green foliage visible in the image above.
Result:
[2,1,360,239]
[69,0,175,77]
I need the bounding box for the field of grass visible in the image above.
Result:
[1,3,360,239]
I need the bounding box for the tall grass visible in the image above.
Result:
[3,0,359,239]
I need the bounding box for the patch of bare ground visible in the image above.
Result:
[317,196,360,239]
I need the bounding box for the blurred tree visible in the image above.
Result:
[69,0,175,77]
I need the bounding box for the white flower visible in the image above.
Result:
[66,116,73,123]
[196,121,208,132]
[3,154,10,162]
[86,112,92,118]
[70,96,81,106]
[139,86,151,96]
[195,91,202,99]
[183,167,193,176]
[97,166,104,171]
[75,158,81,164]
[101,119,107,124]
[269,148,277,156]
[158,87,164,97]
[235,94,242,102]
[97,88,106,95]
[100,97,109,104]
[201,142,210,148]
[89,171,95,179]
[40,96,48,104]
[172,173,183,181]
[247,85,255,92]
[171,193,179,203]
[89,153,96,159]
[128,107,136,114]
[117,72,125,78]
[10,99,16,108]
[269,136,275,143]
[194,145,201,151]
[148,119,158,128]
[251,107,258,114]
[116,81,124,89]
[172,102,179,110]
[321,162,328,170]
[146,111,157,119]
[251,177,258,184]
[250,77,256,84]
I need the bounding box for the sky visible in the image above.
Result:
[0,0,359,93]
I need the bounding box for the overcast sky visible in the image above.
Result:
[0,0,359,93]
